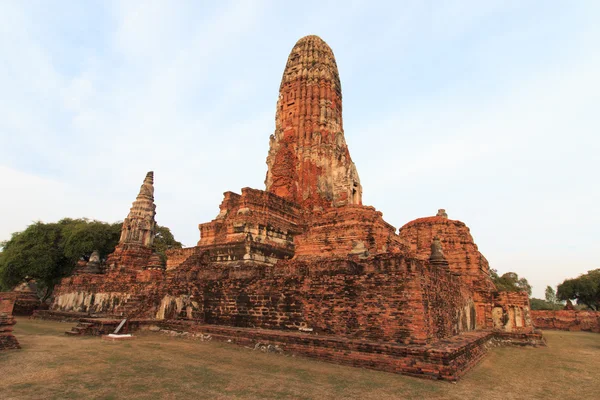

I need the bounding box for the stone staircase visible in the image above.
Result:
[119,295,143,318]
[64,318,151,337]
[64,295,147,337]
[65,321,95,336]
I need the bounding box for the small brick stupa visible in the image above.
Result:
[11,279,41,316]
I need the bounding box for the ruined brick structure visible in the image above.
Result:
[10,280,41,316]
[105,171,163,273]
[73,250,103,275]
[0,292,20,350]
[531,310,600,333]
[49,35,542,380]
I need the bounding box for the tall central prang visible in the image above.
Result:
[265,35,362,209]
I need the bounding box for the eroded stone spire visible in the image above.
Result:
[265,35,362,209]
[119,171,157,247]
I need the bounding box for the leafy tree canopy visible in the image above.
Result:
[557,269,600,311]
[490,269,532,296]
[530,298,563,311]
[153,225,183,257]
[0,218,181,299]
[545,285,558,304]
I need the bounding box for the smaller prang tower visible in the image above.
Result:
[119,171,157,247]
[106,171,161,271]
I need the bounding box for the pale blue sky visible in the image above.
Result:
[1,1,598,298]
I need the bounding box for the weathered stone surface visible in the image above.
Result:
[53,253,477,345]
[0,292,20,350]
[294,206,406,258]
[197,188,302,266]
[399,211,491,285]
[399,211,498,330]
[265,35,362,209]
[531,310,600,333]
[11,280,41,316]
[492,291,534,333]
[147,253,165,270]
[76,250,103,274]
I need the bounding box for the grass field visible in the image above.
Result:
[1,318,598,400]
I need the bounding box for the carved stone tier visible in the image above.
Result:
[197,188,303,265]
[265,35,362,209]
[294,205,406,258]
[106,244,153,271]
[147,253,166,271]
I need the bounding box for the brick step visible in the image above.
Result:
[72,326,87,332]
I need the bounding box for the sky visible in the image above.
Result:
[1,1,598,298]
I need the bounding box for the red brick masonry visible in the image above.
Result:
[531,310,600,333]
[0,292,21,350]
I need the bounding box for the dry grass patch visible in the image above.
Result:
[1,318,598,399]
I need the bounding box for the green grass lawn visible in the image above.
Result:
[1,318,598,399]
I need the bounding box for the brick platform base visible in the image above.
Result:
[158,320,493,381]
[33,310,93,322]
[37,309,544,381]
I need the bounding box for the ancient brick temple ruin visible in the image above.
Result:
[531,309,600,333]
[46,35,543,380]
[0,292,20,351]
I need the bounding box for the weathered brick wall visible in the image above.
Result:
[0,292,20,350]
[52,254,475,345]
[265,36,362,209]
[398,213,498,332]
[492,291,534,333]
[159,320,494,381]
[194,188,302,266]
[398,215,490,284]
[105,244,153,271]
[294,206,407,258]
[165,248,197,271]
[198,188,302,246]
[531,310,600,333]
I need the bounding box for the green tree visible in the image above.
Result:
[557,269,600,311]
[530,298,562,310]
[153,225,183,257]
[60,218,122,261]
[0,222,69,299]
[545,285,557,304]
[490,269,532,295]
[0,219,180,301]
